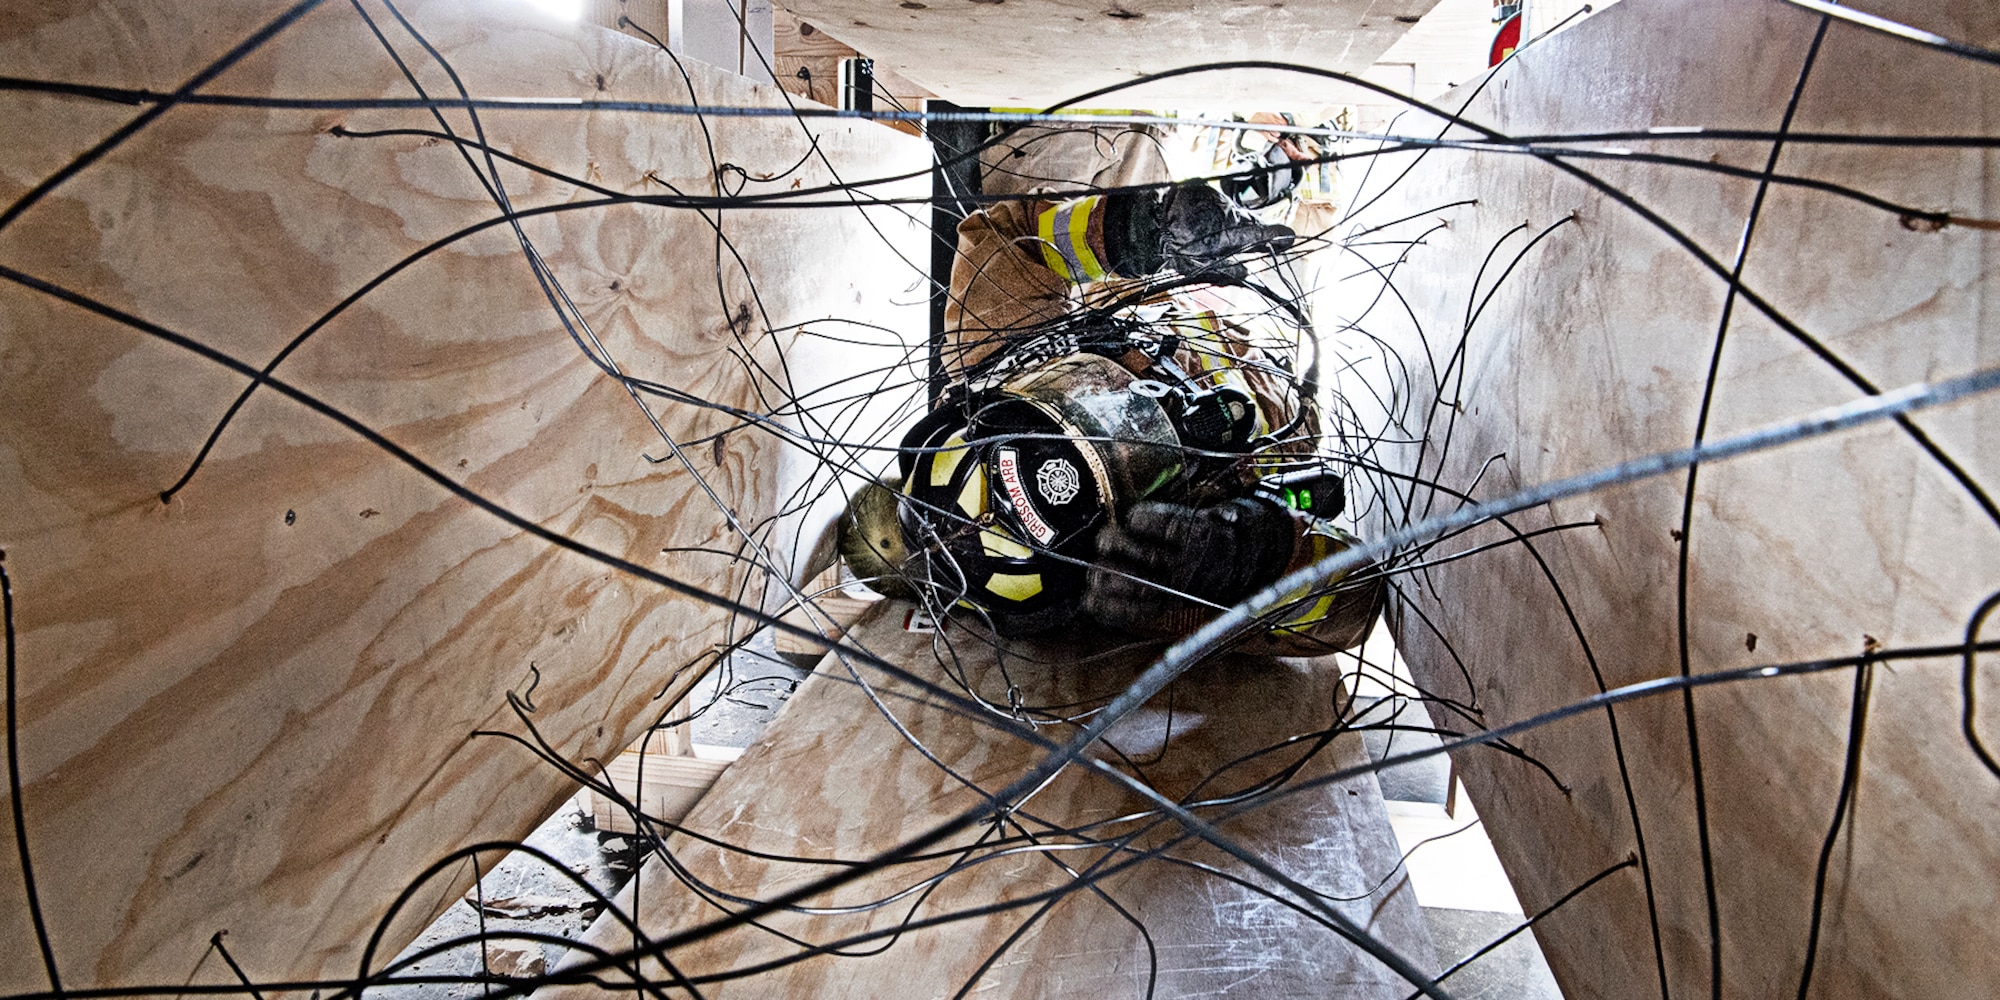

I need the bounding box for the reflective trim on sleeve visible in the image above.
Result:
[1035,196,1109,284]
[1036,205,1071,281]
[1273,526,1344,629]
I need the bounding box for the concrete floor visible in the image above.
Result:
[1425,908,1566,1000]
[1355,695,1563,1000]
[1347,620,1564,999]
[377,639,805,995]
[375,809,644,995]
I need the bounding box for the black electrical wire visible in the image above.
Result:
[0,0,330,235]
[1790,657,1872,1000]
[1672,17,1833,998]
[3,552,63,996]
[6,11,2000,1000]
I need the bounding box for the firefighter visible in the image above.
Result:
[839,137,1382,655]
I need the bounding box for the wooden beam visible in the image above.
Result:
[586,751,732,834]
[770,9,933,134]
[775,0,1443,108]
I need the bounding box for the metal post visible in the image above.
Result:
[925,100,985,407]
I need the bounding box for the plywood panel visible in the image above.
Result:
[543,606,1433,998]
[0,0,927,991]
[778,0,1441,109]
[1328,0,2000,997]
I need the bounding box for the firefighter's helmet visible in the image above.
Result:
[862,352,1185,635]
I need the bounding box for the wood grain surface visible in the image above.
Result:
[777,0,1442,109]
[771,8,933,128]
[587,751,731,835]
[542,605,1433,999]
[0,0,927,991]
[1330,1,2000,997]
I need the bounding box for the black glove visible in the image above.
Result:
[1104,182,1295,280]
[1160,182,1295,278]
[1084,497,1296,634]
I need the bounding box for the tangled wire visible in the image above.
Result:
[2,0,1997,998]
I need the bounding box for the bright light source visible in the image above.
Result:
[518,0,583,21]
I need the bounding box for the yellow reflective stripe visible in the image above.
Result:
[1274,529,1340,628]
[1176,313,1222,360]
[1066,198,1108,281]
[956,463,988,516]
[989,106,1149,116]
[929,432,970,487]
[1036,205,1073,282]
[981,526,1032,558]
[1034,197,1108,284]
[985,572,1043,601]
[1183,313,1236,386]
[1285,591,1340,629]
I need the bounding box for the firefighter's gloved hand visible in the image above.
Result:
[1084,497,1295,634]
[1161,182,1295,279]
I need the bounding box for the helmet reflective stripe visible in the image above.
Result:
[981,526,1032,559]
[1036,195,1109,284]
[955,463,988,516]
[929,432,971,487]
[985,573,1044,602]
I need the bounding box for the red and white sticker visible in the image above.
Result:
[995,448,1057,544]
[903,607,943,632]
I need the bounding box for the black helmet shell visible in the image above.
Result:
[896,353,1182,635]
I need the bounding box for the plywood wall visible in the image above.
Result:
[0,0,926,990]
[776,0,1441,109]
[1330,0,2000,997]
